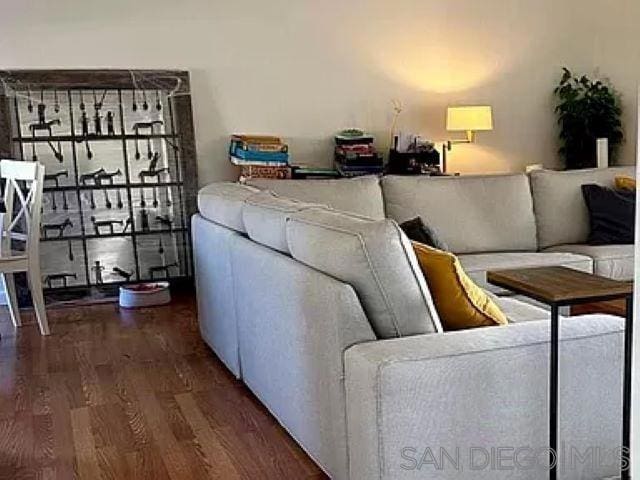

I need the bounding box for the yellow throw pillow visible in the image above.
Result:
[615,175,636,191]
[412,242,508,331]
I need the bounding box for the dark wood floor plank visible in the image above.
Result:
[126,367,192,480]
[175,392,241,479]
[70,406,101,479]
[0,294,327,479]
[32,414,54,467]
[89,403,135,451]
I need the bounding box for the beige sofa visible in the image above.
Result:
[252,167,635,290]
[193,167,633,480]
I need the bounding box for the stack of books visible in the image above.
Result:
[334,130,383,177]
[229,135,291,180]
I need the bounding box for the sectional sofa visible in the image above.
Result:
[192,166,634,480]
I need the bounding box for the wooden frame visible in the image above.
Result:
[0,69,198,296]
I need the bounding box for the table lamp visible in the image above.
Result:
[442,105,493,172]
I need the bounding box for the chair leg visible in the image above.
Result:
[1,272,22,328]
[27,267,49,336]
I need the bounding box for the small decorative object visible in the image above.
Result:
[388,133,440,175]
[389,98,403,148]
[597,138,609,168]
[554,67,623,169]
[334,129,383,177]
[119,282,171,308]
[230,134,290,181]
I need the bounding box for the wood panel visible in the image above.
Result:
[487,266,633,303]
[0,294,326,479]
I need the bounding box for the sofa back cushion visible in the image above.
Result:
[248,175,385,219]
[242,191,326,254]
[382,174,538,254]
[530,166,635,248]
[197,182,259,233]
[286,208,442,338]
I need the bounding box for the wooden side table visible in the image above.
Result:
[487,266,634,480]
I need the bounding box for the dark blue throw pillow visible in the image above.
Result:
[399,217,449,251]
[581,183,635,245]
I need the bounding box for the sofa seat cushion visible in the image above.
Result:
[197,182,259,232]
[286,209,441,338]
[458,252,593,294]
[382,174,538,254]
[529,166,634,248]
[248,175,385,219]
[242,191,326,254]
[545,244,634,281]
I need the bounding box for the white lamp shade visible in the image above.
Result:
[446,106,493,132]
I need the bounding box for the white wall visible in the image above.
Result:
[1,0,638,184]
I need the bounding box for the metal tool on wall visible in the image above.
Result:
[95,168,122,209]
[106,111,115,136]
[140,208,150,232]
[44,170,69,211]
[90,216,124,236]
[29,117,63,162]
[112,267,133,281]
[26,87,33,112]
[156,215,173,231]
[53,89,60,113]
[116,189,124,209]
[92,89,107,136]
[92,260,105,285]
[149,262,177,280]
[80,168,106,209]
[42,218,73,239]
[141,89,149,111]
[43,273,77,289]
[77,110,93,159]
[133,120,163,160]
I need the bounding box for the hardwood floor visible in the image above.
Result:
[0,294,326,479]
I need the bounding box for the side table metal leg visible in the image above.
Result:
[622,294,633,480]
[550,304,559,480]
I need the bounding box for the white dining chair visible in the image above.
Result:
[0,159,49,335]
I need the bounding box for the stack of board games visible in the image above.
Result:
[334,129,383,177]
[229,134,292,180]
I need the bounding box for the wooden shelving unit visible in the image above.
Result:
[0,70,198,297]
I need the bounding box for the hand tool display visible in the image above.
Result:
[43,273,77,289]
[112,267,133,281]
[44,170,70,211]
[53,89,60,113]
[90,216,124,236]
[133,120,163,160]
[149,262,177,279]
[4,72,195,294]
[106,111,115,136]
[92,260,105,284]
[42,218,73,239]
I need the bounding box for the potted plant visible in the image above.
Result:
[554,68,623,169]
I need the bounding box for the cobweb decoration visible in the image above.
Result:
[0,69,190,102]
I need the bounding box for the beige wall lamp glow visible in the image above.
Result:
[442,105,493,172]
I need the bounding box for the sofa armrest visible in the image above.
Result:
[345,316,624,480]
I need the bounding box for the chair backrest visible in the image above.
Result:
[0,160,45,256]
